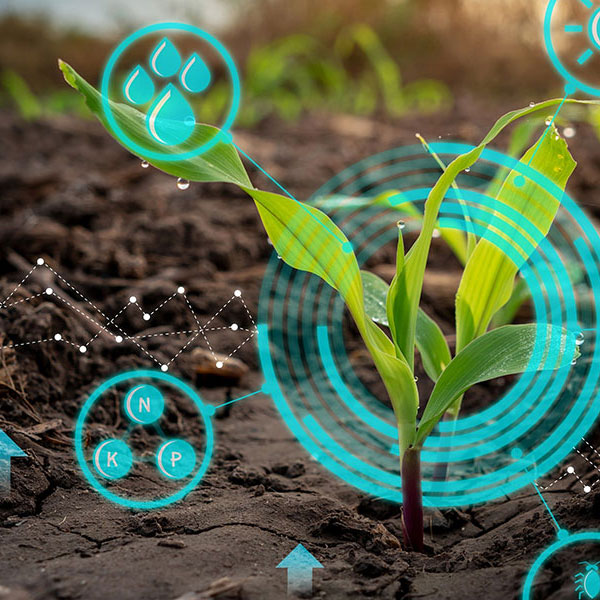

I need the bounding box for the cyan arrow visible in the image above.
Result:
[0,430,26,495]
[277,543,323,596]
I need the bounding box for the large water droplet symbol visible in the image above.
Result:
[123,65,155,105]
[180,53,211,93]
[146,83,195,146]
[150,37,181,78]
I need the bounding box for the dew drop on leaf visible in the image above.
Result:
[150,37,181,78]
[180,53,211,93]
[123,65,155,105]
[140,160,149,169]
[146,84,195,146]
[176,178,190,190]
[397,220,406,230]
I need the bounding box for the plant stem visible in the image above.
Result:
[401,446,424,552]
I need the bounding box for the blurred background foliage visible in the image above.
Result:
[1,0,600,132]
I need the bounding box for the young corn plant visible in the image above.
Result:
[60,60,584,551]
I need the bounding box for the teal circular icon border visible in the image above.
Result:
[544,0,600,96]
[522,531,600,599]
[101,22,241,161]
[74,369,214,509]
[257,142,600,507]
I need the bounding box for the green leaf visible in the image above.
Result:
[455,126,576,353]
[416,323,578,444]
[361,271,450,382]
[244,187,419,453]
[58,60,251,187]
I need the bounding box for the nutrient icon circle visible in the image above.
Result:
[258,142,600,508]
[75,369,214,509]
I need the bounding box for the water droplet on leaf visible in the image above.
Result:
[141,160,149,169]
[432,228,441,238]
[545,116,553,126]
[150,37,181,78]
[177,178,190,190]
[529,101,535,107]
[146,84,195,146]
[180,52,211,93]
[123,65,155,105]
[397,220,406,230]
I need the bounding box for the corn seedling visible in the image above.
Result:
[61,60,589,551]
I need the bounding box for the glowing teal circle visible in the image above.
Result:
[123,383,164,425]
[101,22,241,161]
[93,439,133,479]
[258,142,600,507]
[522,531,600,599]
[544,0,600,97]
[75,369,214,509]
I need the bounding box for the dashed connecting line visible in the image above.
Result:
[538,437,600,494]
[0,259,258,372]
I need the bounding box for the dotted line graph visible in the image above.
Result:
[0,259,258,372]
[538,437,600,494]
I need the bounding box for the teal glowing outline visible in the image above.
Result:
[74,369,214,509]
[258,142,600,506]
[101,22,241,161]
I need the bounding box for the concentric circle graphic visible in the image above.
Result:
[258,142,600,507]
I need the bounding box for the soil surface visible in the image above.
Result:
[2,104,600,600]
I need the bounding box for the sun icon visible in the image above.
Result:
[545,0,600,96]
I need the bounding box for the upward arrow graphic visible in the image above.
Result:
[277,544,323,596]
[0,430,26,495]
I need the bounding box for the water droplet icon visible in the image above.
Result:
[150,37,181,78]
[146,84,195,146]
[180,53,211,93]
[123,65,155,105]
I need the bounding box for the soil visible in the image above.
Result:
[2,103,600,600]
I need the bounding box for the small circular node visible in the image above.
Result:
[54,333,62,341]
[564,82,577,96]
[567,465,575,474]
[510,447,523,459]
[36,258,45,266]
[93,439,133,480]
[123,384,165,425]
[230,323,239,331]
[261,383,271,395]
[160,364,169,372]
[585,485,592,493]
[204,405,216,417]
[129,296,137,304]
[45,287,53,295]
[216,361,223,369]
[557,528,570,540]
[177,286,185,294]
[143,313,151,321]
[79,346,87,354]
[234,289,242,297]
[514,175,526,188]
[115,335,124,343]
[156,439,196,479]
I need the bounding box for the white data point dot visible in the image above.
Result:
[216,361,223,369]
[115,335,123,343]
[143,313,150,321]
[161,364,168,372]
[177,286,185,294]
[129,296,137,304]
[567,466,575,474]
[45,287,53,295]
[234,290,242,297]
[54,333,62,341]
[79,346,87,353]
[230,323,239,331]
[36,258,44,266]
[585,486,592,493]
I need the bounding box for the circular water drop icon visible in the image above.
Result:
[93,439,133,479]
[156,439,196,479]
[123,383,164,424]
